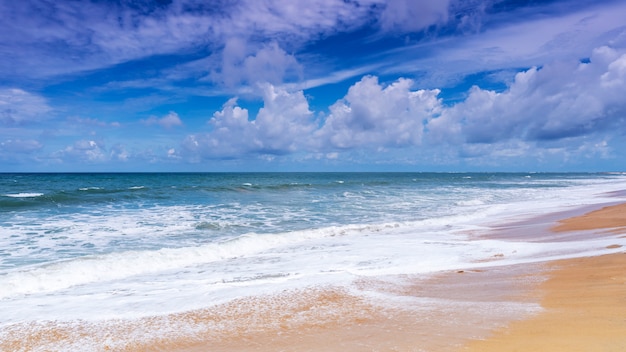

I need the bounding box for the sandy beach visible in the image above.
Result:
[463,203,626,352]
[551,202,626,233]
[1,202,624,351]
[463,252,626,352]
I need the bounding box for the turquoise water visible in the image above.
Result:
[1,172,625,326]
[0,173,606,267]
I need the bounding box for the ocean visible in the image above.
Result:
[1,172,626,349]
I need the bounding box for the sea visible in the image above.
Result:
[1,172,626,348]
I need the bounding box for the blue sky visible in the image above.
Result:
[1,0,626,172]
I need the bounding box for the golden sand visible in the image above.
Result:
[552,202,626,232]
[464,203,626,352]
[463,253,626,352]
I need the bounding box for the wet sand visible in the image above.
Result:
[463,203,626,352]
[1,203,624,351]
[463,253,626,352]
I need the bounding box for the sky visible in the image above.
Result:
[1,0,626,172]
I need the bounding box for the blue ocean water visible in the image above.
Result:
[0,173,602,267]
[1,172,625,328]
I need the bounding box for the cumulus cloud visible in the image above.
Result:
[0,89,51,126]
[55,140,107,163]
[429,45,626,147]
[183,97,253,158]
[185,43,626,165]
[180,41,626,165]
[142,111,183,129]
[182,75,445,161]
[315,76,442,150]
[253,83,315,152]
[183,83,314,159]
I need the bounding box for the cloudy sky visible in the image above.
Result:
[1,0,626,172]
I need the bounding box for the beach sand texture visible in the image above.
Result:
[463,253,626,352]
[1,203,624,351]
[464,203,626,352]
[552,202,626,232]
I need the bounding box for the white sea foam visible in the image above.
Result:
[0,222,405,299]
[456,199,486,206]
[78,187,102,191]
[3,192,44,198]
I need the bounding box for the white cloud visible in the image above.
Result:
[211,40,302,87]
[183,97,253,158]
[601,52,626,88]
[224,0,382,42]
[183,83,314,159]
[181,49,626,166]
[186,76,444,162]
[379,0,450,33]
[429,45,626,147]
[381,1,626,88]
[0,0,381,79]
[0,139,43,153]
[182,76,446,162]
[167,148,179,159]
[68,116,121,128]
[142,111,183,129]
[0,89,51,125]
[110,144,129,162]
[254,83,315,152]
[315,76,442,150]
[56,140,107,163]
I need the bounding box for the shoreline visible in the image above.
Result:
[183,202,626,351]
[463,203,626,351]
[1,202,625,351]
[462,252,626,351]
